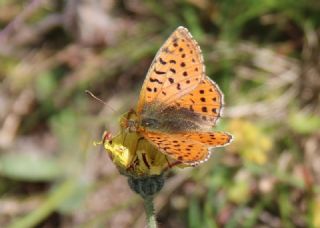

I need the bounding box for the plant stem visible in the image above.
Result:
[144,196,157,228]
[8,180,77,228]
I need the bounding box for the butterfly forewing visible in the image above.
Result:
[136,26,205,114]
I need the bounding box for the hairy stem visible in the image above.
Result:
[144,196,157,228]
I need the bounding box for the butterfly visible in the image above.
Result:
[120,26,232,166]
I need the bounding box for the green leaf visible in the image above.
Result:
[57,181,90,213]
[0,153,62,181]
[188,197,202,228]
[8,180,78,228]
[35,71,57,101]
[289,112,320,134]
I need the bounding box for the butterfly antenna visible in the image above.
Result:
[85,90,116,112]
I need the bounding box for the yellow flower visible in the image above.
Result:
[102,129,187,178]
[100,130,169,197]
[104,131,160,176]
[228,119,272,164]
[98,113,190,197]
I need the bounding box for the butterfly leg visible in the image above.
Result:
[165,156,172,168]
[164,156,182,171]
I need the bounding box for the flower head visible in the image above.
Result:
[102,130,185,197]
[100,113,189,197]
[102,129,187,178]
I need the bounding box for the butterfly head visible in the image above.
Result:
[119,111,140,132]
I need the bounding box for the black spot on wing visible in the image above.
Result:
[149,77,163,84]
[170,68,176,74]
[154,68,166,75]
[159,58,167,65]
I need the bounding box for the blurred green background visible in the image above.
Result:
[1,0,320,227]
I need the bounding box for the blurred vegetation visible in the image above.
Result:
[0,0,320,227]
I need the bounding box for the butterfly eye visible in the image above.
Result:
[127,120,135,126]
[127,120,138,131]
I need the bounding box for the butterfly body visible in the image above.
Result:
[140,103,203,132]
[120,26,232,166]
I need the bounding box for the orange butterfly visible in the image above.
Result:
[121,26,232,166]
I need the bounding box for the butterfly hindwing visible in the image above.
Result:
[138,76,224,133]
[169,76,224,129]
[142,131,232,165]
[183,131,233,146]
